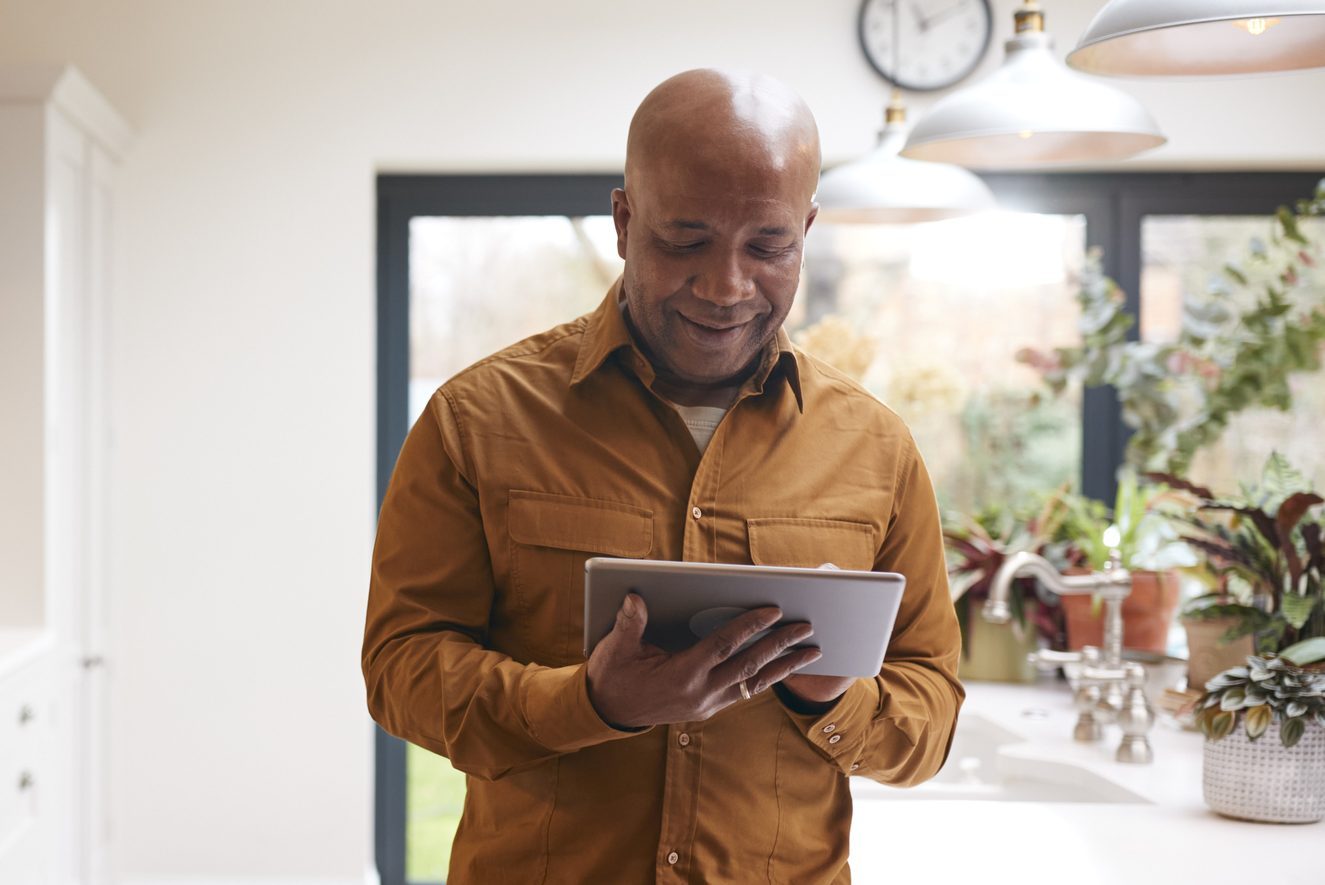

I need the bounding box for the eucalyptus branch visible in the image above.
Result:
[1018,180,1325,473]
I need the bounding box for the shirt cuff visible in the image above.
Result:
[779,677,881,775]
[521,663,651,753]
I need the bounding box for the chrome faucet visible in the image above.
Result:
[985,544,1130,670]
[984,534,1155,764]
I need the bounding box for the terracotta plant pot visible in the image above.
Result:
[958,601,1039,684]
[1059,569,1181,654]
[1182,614,1255,691]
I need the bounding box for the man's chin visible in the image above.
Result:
[662,353,762,390]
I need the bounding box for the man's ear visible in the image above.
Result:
[611,188,631,260]
[803,202,819,237]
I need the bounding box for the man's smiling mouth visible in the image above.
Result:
[678,314,751,346]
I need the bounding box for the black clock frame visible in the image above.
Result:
[856,0,995,93]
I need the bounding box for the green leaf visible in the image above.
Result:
[1280,716,1307,748]
[1198,706,1218,737]
[1278,206,1309,245]
[1281,637,1325,666]
[1219,688,1247,711]
[1211,710,1236,740]
[1244,703,1273,740]
[1281,592,1317,631]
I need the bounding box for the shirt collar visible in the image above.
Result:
[571,278,804,413]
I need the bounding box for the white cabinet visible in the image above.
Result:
[0,65,131,885]
[0,633,55,885]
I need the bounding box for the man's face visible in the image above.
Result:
[612,158,817,390]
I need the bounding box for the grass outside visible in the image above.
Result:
[406,742,466,882]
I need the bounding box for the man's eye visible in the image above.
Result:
[751,244,792,258]
[664,241,705,252]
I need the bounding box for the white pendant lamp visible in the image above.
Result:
[1068,0,1325,77]
[817,92,997,223]
[901,0,1166,169]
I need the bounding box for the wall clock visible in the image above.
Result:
[858,0,994,92]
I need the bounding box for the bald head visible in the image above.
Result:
[625,69,821,203]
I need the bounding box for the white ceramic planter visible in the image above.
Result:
[1203,720,1325,823]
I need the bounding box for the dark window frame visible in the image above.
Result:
[373,170,1323,885]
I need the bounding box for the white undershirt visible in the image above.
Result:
[669,403,729,455]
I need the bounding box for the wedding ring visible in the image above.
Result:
[739,679,752,700]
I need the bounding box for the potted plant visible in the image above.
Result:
[944,495,1075,682]
[1150,452,1325,686]
[1180,590,1258,693]
[1049,471,1196,654]
[1196,639,1325,822]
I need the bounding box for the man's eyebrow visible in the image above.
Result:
[660,221,793,237]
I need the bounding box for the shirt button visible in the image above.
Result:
[851,763,861,771]
[822,723,836,733]
[667,851,679,865]
[691,506,703,520]
[678,733,691,747]
[828,734,842,745]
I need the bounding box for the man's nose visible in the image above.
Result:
[691,250,756,307]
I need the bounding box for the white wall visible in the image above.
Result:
[0,1,1321,882]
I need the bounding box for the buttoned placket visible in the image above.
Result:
[649,350,782,880]
[658,419,724,880]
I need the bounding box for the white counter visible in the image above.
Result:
[849,677,1320,884]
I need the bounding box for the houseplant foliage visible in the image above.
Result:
[1150,452,1325,653]
[1049,472,1195,652]
[1019,180,1325,474]
[1196,642,1325,749]
[1052,470,1193,573]
[943,494,1076,665]
[1178,457,1325,822]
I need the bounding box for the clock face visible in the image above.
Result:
[858,0,993,92]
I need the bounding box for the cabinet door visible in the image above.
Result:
[79,140,116,885]
[0,820,47,885]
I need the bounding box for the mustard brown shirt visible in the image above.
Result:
[362,281,964,884]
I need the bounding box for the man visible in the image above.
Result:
[362,69,963,884]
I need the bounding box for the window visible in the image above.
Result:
[1141,213,1325,490]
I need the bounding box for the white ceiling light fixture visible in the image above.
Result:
[817,92,998,223]
[901,0,1167,168]
[818,0,996,222]
[1068,0,1325,77]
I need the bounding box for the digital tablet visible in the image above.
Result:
[583,558,906,678]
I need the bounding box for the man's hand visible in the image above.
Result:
[780,673,856,711]
[586,593,821,729]
[774,561,857,710]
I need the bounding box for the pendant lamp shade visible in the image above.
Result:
[901,3,1166,168]
[818,102,997,223]
[1068,0,1325,77]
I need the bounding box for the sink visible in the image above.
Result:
[850,714,1149,804]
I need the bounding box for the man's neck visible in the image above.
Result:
[651,376,741,409]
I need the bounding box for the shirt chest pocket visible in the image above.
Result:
[746,517,877,571]
[507,490,654,666]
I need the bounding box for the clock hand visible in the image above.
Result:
[925,1,972,28]
[908,1,930,33]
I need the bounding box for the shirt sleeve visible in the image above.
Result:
[361,390,644,782]
[778,436,965,785]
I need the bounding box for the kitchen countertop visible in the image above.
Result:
[848,675,1320,884]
